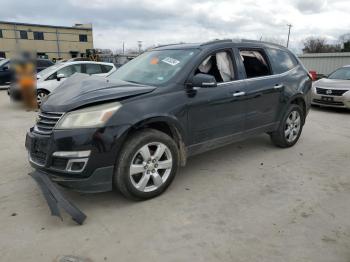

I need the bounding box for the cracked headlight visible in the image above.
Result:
[55,101,122,129]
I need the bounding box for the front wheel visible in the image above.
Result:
[114,129,179,200]
[270,104,304,148]
[37,90,49,106]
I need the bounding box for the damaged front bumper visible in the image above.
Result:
[29,170,87,225]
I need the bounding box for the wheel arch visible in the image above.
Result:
[120,116,188,167]
[288,94,307,123]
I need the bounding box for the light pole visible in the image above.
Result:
[286,24,292,48]
[137,41,142,54]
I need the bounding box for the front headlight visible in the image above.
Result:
[55,101,122,129]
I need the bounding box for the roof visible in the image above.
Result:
[153,39,287,51]
[299,52,350,58]
[0,21,92,30]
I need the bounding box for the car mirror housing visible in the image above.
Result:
[191,73,217,88]
[56,73,65,81]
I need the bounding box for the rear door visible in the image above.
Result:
[237,48,283,132]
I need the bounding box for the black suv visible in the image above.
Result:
[26,40,312,200]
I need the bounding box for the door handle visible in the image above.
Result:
[233,91,246,97]
[274,84,284,89]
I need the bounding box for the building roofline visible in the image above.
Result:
[298,52,350,58]
[0,21,92,30]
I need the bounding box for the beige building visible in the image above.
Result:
[0,21,93,60]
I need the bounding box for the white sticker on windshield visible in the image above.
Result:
[162,57,180,66]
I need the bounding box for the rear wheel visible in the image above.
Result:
[270,104,304,148]
[114,129,179,200]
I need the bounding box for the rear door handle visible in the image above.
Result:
[233,91,246,97]
[274,84,284,89]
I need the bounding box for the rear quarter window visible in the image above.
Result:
[267,48,298,74]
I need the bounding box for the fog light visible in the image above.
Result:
[66,158,88,172]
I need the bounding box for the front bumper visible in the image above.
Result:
[311,86,350,109]
[25,124,130,193]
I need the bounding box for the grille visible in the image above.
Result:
[316,87,348,96]
[34,111,64,135]
[313,99,344,106]
[30,150,47,166]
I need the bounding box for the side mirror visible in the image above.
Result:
[191,73,217,88]
[2,65,9,71]
[56,73,65,81]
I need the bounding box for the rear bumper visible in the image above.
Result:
[311,86,350,109]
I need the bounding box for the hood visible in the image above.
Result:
[41,73,156,112]
[314,78,350,89]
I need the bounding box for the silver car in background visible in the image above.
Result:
[312,65,350,109]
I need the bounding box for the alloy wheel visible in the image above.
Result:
[284,110,301,143]
[37,92,47,106]
[129,142,173,192]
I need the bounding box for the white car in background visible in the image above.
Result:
[36,61,116,104]
[311,65,350,109]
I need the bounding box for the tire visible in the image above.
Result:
[114,129,179,200]
[37,90,49,106]
[270,104,304,148]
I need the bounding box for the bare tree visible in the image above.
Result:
[302,37,341,53]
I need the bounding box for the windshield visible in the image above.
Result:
[328,67,350,80]
[0,59,9,68]
[37,63,62,78]
[107,49,199,85]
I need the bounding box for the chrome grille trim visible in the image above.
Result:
[34,111,64,135]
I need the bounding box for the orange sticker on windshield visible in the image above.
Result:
[150,57,159,65]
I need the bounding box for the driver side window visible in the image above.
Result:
[195,51,235,83]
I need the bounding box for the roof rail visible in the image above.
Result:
[200,39,233,46]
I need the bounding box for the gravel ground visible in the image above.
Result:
[0,90,349,262]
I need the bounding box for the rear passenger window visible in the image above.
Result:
[85,64,102,74]
[101,64,113,73]
[267,49,298,74]
[239,50,271,78]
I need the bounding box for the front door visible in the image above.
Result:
[187,50,246,151]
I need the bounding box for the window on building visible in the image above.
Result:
[79,34,88,42]
[0,30,3,38]
[239,49,271,78]
[0,51,6,58]
[33,31,44,40]
[20,30,28,39]
[267,48,298,74]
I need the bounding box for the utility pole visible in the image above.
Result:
[286,24,292,48]
[137,41,142,54]
[122,41,125,55]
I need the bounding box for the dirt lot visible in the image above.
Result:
[0,90,349,262]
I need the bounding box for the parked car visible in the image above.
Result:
[9,61,116,104]
[36,59,54,72]
[311,66,350,109]
[2,58,53,90]
[0,59,11,87]
[26,39,312,201]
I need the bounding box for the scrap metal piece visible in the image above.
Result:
[29,171,87,225]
